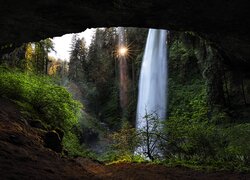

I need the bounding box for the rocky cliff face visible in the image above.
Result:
[1,0,250,66]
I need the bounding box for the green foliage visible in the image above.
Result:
[103,114,167,162]
[105,154,146,165]
[162,122,250,172]
[137,112,167,161]
[1,39,55,74]
[165,32,250,171]
[110,121,139,156]
[169,34,200,82]
[166,78,250,171]
[68,35,87,82]
[225,124,250,164]
[68,27,147,130]
[71,29,117,124]
[63,131,95,158]
[98,121,145,163]
[33,38,55,74]
[99,85,121,129]
[0,67,95,158]
[0,67,81,131]
[168,78,208,123]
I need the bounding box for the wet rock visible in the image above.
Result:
[28,120,47,130]
[9,134,26,146]
[55,128,64,141]
[44,131,62,153]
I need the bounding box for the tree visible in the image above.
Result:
[25,43,34,71]
[84,28,121,129]
[137,111,166,161]
[68,35,87,82]
[110,121,139,158]
[33,38,55,74]
[109,112,167,161]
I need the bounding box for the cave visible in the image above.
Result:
[1,0,250,65]
[1,0,250,179]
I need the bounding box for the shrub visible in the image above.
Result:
[165,73,250,171]
[109,121,139,158]
[0,67,82,131]
[63,131,95,158]
[0,67,95,157]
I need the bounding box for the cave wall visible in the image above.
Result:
[1,0,250,67]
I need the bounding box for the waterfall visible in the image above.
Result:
[136,29,168,158]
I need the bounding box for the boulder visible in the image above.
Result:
[44,131,62,153]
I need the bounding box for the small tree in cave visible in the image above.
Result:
[137,111,167,161]
[110,111,167,161]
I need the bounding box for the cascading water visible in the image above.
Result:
[136,29,168,158]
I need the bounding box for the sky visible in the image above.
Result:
[49,28,95,61]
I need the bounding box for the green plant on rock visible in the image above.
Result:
[0,68,82,131]
[63,131,95,158]
[0,67,96,158]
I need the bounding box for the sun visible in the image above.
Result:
[115,42,140,59]
[118,46,128,56]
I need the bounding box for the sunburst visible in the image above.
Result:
[118,46,128,56]
[115,42,141,60]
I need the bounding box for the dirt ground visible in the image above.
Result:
[0,97,249,180]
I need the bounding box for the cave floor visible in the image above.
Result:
[0,97,249,180]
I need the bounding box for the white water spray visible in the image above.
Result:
[136,29,168,157]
